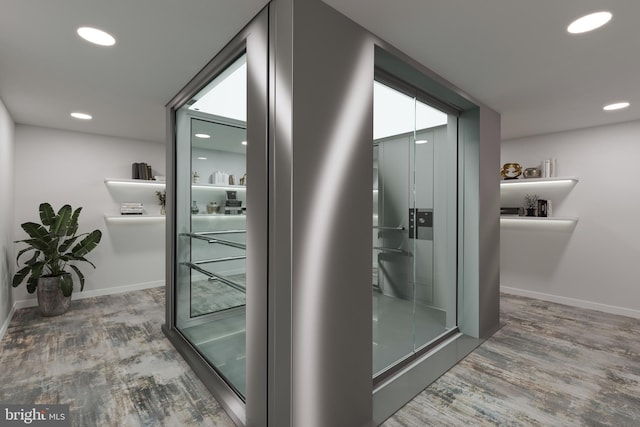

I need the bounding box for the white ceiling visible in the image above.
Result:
[1,0,638,143]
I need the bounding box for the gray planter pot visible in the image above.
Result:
[37,275,72,316]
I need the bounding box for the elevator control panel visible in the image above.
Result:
[409,208,433,240]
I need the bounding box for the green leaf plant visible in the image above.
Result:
[12,202,102,297]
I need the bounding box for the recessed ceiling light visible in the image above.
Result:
[567,11,612,34]
[70,112,92,120]
[77,27,116,46]
[415,140,429,145]
[195,133,211,139]
[197,157,208,160]
[241,141,248,146]
[603,102,630,111]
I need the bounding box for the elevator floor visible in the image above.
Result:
[182,273,248,396]
[190,274,246,317]
[373,291,451,375]
[184,285,450,391]
[180,309,247,397]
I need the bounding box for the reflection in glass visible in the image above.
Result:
[175,54,248,397]
[372,79,458,377]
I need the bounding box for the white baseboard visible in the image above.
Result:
[0,304,17,343]
[501,286,640,320]
[13,280,165,310]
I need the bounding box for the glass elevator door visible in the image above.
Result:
[373,79,459,377]
[175,54,249,398]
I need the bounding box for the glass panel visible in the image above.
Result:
[190,119,247,317]
[175,54,248,397]
[413,101,459,352]
[373,131,414,373]
[372,79,458,377]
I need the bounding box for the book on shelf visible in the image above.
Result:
[500,207,523,216]
[225,200,242,207]
[138,163,147,180]
[537,199,550,217]
[131,162,154,180]
[121,202,144,215]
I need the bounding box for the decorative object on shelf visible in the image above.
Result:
[500,207,524,216]
[12,202,102,316]
[193,171,200,183]
[524,194,539,216]
[501,162,522,180]
[541,158,556,177]
[239,173,247,186]
[156,190,166,215]
[207,201,220,214]
[211,171,230,185]
[132,162,154,180]
[523,167,542,178]
[229,174,235,185]
[537,199,550,217]
[191,201,200,214]
[120,202,144,215]
[225,190,242,214]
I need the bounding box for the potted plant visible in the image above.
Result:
[524,194,539,217]
[156,190,166,215]
[12,202,102,316]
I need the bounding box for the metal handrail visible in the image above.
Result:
[373,246,411,256]
[209,238,246,250]
[193,255,246,265]
[195,229,246,236]
[182,233,213,242]
[181,233,246,249]
[185,262,246,294]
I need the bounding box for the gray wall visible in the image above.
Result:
[13,125,165,306]
[459,107,501,339]
[478,107,501,338]
[501,120,640,318]
[0,97,15,339]
[272,1,374,425]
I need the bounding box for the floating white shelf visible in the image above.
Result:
[192,183,246,190]
[500,216,578,231]
[192,214,246,219]
[104,214,166,224]
[104,178,166,188]
[104,178,248,224]
[500,176,578,189]
[104,178,247,191]
[104,214,247,223]
[500,176,579,230]
[104,179,166,220]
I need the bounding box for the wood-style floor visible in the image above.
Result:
[1,289,638,426]
[0,288,235,426]
[384,294,640,426]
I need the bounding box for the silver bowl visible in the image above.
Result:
[523,167,541,178]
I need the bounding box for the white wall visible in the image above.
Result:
[0,97,15,337]
[13,125,166,306]
[501,120,640,318]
